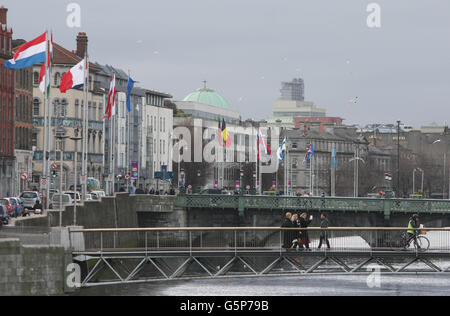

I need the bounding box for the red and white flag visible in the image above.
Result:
[59,58,86,93]
[105,74,117,120]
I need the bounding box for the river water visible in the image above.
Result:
[74,274,450,296]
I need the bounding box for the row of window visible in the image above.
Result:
[0,65,14,90]
[15,68,32,90]
[145,115,167,133]
[32,98,104,121]
[146,94,165,107]
[33,71,92,89]
[0,33,12,54]
[15,127,32,151]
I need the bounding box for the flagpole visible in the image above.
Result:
[46,30,52,208]
[110,114,115,195]
[126,71,131,192]
[42,30,49,208]
[82,52,89,201]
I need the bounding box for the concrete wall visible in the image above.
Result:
[0,239,70,296]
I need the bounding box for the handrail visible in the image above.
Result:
[68,227,450,233]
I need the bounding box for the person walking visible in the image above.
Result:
[318,213,331,250]
[299,213,313,250]
[281,212,293,249]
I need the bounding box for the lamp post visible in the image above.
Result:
[70,130,82,227]
[397,120,401,197]
[432,139,447,199]
[413,168,424,197]
[240,168,244,194]
[55,135,70,228]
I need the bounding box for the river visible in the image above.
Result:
[73,274,450,296]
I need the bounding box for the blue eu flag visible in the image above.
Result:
[126,77,135,112]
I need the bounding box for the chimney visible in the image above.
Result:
[76,32,88,58]
[0,6,8,25]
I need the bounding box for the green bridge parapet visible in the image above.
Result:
[175,195,450,220]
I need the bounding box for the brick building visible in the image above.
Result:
[12,39,33,194]
[0,6,15,197]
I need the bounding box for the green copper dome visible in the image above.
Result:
[183,88,231,109]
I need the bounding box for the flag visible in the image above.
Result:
[38,32,53,95]
[332,147,338,169]
[105,74,117,120]
[304,144,315,163]
[59,59,86,93]
[257,134,260,159]
[217,119,223,146]
[5,32,46,69]
[277,139,287,161]
[221,119,231,148]
[258,133,271,157]
[126,77,135,112]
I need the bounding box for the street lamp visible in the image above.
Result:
[432,139,447,199]
[55,134,70,228]
[397,120,401,197]
[70,129,82,227]
[413,168,424,197]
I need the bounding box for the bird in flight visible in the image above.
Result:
[348,97,359,104]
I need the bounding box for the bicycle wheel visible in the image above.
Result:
[415,236,430,252]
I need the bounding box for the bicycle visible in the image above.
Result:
[400,231,430,252]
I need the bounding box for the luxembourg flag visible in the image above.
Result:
[59,59,86,93]
[5,32,46,69]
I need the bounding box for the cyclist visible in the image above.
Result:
[406,214,420,248]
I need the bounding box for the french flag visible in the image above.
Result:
[5,33,47,69]
[59,59,86,93]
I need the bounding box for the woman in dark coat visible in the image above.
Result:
[281,212,294,248]
[299,213,313,249]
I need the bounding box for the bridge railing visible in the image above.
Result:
[69,227,450,254]
[175,195,450,216]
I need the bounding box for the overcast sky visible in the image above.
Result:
[4,0,450,128]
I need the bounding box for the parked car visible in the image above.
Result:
[63,191,81,203]
[19,191,42,210]
[85,194,93,201]
[0,205,9,225]
[51,194,74,210]
[91,191,106,199]
[0,198,14,217]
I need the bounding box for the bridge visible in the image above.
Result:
[69,227,450,288]
[175,195,450,221]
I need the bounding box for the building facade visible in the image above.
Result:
[0,6,15,197]
[278,125,391,197]
[31,33,105,191]
[13,39,33,194]
[174,86,261,192]
[96,64,173,193]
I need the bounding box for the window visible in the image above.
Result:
[54,73,61,86]
[121,127,125,144]
[33,71,39,85]
[75,100,79,118]
[33,98,41,116]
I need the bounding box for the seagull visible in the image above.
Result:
[348,97,359,104]
[433,139,442,145]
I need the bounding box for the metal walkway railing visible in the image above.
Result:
[69,227,450,287]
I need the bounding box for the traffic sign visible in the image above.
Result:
[125,174,131,180]
[41,178,47,188]
[51,163,58,170]
[20,172,28,181]
[80,176,87,185]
